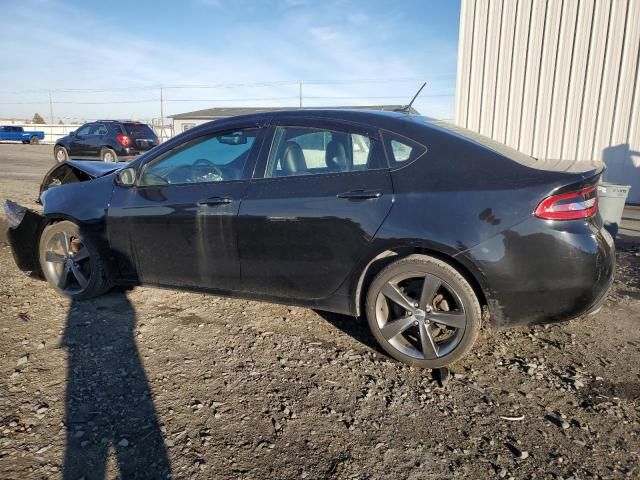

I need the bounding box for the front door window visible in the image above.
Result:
[140,129,258,186]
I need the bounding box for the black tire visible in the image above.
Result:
[101,148,118,162]
[54,145,68,163]
[38,221,111,300]
[365,254,481,368]
[22,140,28,144]
[30,136,40,145]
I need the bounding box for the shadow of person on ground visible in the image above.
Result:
[62,291,170,479]
[313,309,387,355]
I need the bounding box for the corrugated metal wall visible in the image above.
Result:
[455,0,640,204]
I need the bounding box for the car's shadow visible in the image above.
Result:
[61,291,171,479]
[313,309,387,356]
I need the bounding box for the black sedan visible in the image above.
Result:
[4,109,615,368]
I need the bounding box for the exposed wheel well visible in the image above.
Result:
[355,246,488,318]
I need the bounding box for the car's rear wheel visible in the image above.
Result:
[39,221,110,300]
[101,148,117,162]
[365,254,481,368]
[30,136,40,145]
[54,146,68,163]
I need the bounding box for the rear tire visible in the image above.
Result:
[54,145,68,163]
[39,221,111,300]
[101,148,117,162]
[365,254,481,368]
[30,136,40,145]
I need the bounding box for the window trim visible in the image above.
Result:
[135,127,263,188]
[255,120,387,180]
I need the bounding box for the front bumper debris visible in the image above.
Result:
[3,200,44,273]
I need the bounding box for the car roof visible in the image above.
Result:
[195,108,435,133]
[94,120,147,124]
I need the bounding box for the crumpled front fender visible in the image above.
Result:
[3,200,45,274]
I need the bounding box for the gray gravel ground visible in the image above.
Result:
[0,144,639,479]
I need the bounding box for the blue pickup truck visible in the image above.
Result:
[0,126,45,144]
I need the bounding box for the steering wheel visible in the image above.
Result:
[191,158,224,183]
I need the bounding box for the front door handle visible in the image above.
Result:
[197,196,232,206]
[336,190,383,200]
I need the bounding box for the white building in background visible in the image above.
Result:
[455,0,640,204]
[168,105,418,137]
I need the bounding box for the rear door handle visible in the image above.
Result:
[336,190,383,200]
[197,196,233,206]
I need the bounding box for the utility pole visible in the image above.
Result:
[159,87,164,142]
[299,81,302,108]
[49,90,54,124]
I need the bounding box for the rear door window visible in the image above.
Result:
[265,126,384,178]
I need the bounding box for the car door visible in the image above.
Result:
[91,123,109,157]
[237,117,393,300]
[69,124,93,157]
[10,127,22,141]
[107,122,266,290]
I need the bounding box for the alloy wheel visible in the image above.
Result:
[374,272,466,360]
[103,151,115,162]
[42,230,92,295]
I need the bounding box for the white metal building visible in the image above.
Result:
[455,0,640,204]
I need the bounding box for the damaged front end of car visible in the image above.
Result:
[4,199,45,274]
[4,160,128,274]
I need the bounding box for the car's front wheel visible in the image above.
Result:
[30,136,40,145]
[54,146,68,163]
[38,221,110,300]
[365,254,481,368]
[101,148,118,162]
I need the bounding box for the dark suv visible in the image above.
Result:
[54,120,159,163]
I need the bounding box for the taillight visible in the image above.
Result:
[534,185,598,220]
[117,134,132,147]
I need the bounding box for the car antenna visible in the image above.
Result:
[397,82,427,114]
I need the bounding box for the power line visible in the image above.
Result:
[0,93,454,106]
[0,77,447,95]
[304,94,454,99]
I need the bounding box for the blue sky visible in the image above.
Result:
[0,0,460,122]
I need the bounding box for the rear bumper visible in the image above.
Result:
[461,216,616,327]
[3,200,44,273]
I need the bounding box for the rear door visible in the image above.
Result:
[237,117,393,300]
[10,127,23,141]
[90,123,109,157]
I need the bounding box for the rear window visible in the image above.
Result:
[429,120,538,167]
[123,123,156,139]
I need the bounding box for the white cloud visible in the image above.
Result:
[0,0,457,121]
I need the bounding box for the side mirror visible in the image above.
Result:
[115,167,136,187]
[69,130,76,136]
